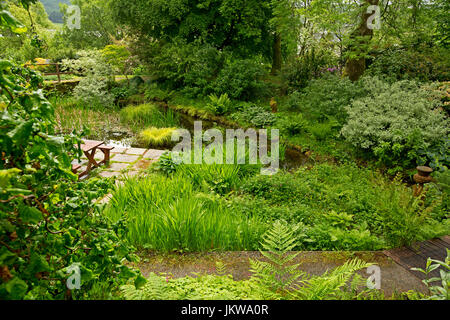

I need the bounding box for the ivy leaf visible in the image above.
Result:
[7,120,34,146]
[0,247,17,265]
[5,277,28,299]
[25,253,51,277]
[19,205,43,224]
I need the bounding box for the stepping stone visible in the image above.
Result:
[126,148,147,155]
[99,171,122,178]
[108,162,130,171]
[111,154,140,163]
[112,147,128,154]
[143,149,167,160]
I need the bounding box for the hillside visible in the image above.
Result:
[40,0,70,23]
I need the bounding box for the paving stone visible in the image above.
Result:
[108,162,130,171]
[126,147,147,155]
[99,171,122,178]
[111,153,140,163]
[143,149,167,160]
[111,147,128,154]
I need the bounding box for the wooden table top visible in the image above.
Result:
[81,140,104,152]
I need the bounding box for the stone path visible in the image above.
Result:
[71,142,167,202]
[131,251,430,298]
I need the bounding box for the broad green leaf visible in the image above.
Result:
[19,205,43,224]
[5,277,28,299]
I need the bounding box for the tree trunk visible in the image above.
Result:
[344,0,380,81]
[271,33,282,75]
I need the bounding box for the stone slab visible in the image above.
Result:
[108,162,130,171]
[111,154,140,163]
[143,149,167,160]
[126,148,148,155]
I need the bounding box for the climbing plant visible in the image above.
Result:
[0,3,143,300]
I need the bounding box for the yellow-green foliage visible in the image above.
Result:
[121,103,180,129]
[120,103,158,125]
[138,127,177,148]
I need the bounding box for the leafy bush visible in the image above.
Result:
[281,50,337,91]
[367,47,450,82]
[63,50,115,107]
[289,74,368,124]
[277,114,307,136]
[341,78,449,171]
[212,58,269,101]
[0,60,140,300]
[231,105,276,128]
[412,249,450,300]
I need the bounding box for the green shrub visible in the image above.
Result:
[277,114,307,136]
[291,74,368,124]
[213,58,269,101]
[367,47,450,82]
[341,78,449,172]
[231,105,276,128]
[281,50,336,91]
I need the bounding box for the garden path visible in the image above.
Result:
[71,140,167,201]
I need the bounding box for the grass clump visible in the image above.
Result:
[104,174,264,251]
[138,127,177,148]
[120,103,180,129]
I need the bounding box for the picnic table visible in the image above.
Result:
[72,140,114,178]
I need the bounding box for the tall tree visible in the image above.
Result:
[344,0,380,81]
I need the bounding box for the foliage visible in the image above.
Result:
[120,103,180,130]
[367,47,450,83]
[212,58,270,101]
[205,93,232,116]
[138,127,177,148]
[238,163,447,250]
[0,58,140,299]
[104,174,264,251]
[412,249,450,300]
[288,74,368,124]
[341,78,449,172]
[231,105,276,128]
[62,50,115,107]
[249,220,304,294]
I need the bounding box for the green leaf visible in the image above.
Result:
[19,205,43,224]
[0,168,21,188]
[0,10,27,34]
[134,274,147,289]
[5,277,28,299]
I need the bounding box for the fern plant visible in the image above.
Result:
[206,93,232,115]
[249,220,306,294]
[250,220,375,300]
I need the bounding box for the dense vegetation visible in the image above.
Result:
[0,0,449,301]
